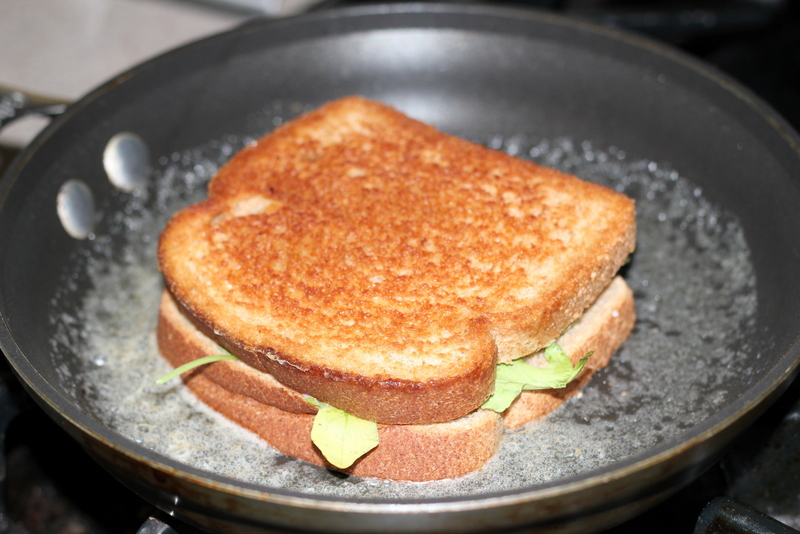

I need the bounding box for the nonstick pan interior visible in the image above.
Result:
[1,4,800,533]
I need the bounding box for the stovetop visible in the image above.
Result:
[1,1,799,533]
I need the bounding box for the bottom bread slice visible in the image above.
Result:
[180,373,503,481]
[156,276,634,481]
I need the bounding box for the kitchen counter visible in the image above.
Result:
[0,0,319,147]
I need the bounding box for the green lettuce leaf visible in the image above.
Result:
[481,342,591,412]
[307,398,379,469]
[156,353,238,385]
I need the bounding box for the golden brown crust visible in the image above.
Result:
[158,96,636,425]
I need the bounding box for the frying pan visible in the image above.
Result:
[2,3,800,533]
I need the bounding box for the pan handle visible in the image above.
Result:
[0,86,69,131]
[135,516,178,534]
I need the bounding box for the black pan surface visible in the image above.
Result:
[1,4,800,533]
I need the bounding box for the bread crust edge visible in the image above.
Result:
[155,276,635,481]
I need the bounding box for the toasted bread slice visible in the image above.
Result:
[158,96,636,425]
[156,276,635,481]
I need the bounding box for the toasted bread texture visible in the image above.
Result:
[158,96,636,425]
[156,276,635,481]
